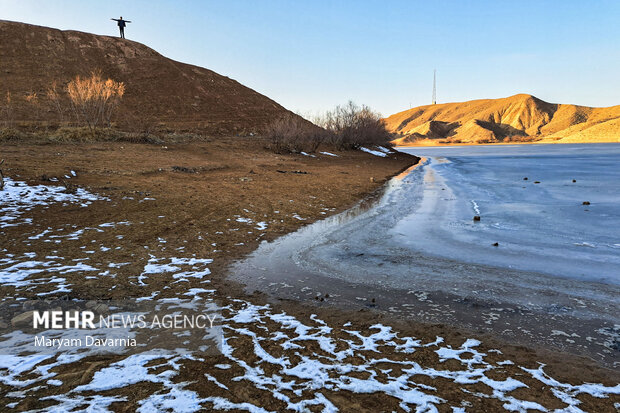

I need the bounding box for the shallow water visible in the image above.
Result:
[230,143,620,365]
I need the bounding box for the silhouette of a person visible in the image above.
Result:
[111,16,131,39]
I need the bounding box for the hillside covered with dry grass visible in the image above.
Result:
[0,20,297,135]
[386,94,620,146]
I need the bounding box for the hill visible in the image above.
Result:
[0,20,296,135]
[385,94,620,146]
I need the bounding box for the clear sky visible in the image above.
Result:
[1,0,619,116]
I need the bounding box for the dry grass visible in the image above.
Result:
[0,125,213,144]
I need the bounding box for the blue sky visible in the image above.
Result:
[1,0,619,116]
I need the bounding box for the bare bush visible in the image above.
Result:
[24,92,42,127]
[317,101,392,150]
[67,71,125,129]
[2,92,14,127]
[46,81,65,123]
[265,115,325,153]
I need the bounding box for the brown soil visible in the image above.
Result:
[0,20,299,135]
[1,138,618,411]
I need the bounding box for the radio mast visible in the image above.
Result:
[432,69,437,105]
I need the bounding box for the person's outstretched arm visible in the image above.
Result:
[111,18,119,21]
[126,20,132,23]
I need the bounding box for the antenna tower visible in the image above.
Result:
[432,69,437,105]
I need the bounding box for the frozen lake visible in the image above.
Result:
[396,143,620,285]
[231,143,620,365]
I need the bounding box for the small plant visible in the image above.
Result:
[67,71,125,129]
[24,92,41,127]
[2,92,14,127]
[60,178,77,194]
[46,81,65,123]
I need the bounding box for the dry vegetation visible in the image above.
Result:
[265,101,393,153]
[1,71,125,134]
[66,71,125,129]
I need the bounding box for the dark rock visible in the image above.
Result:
[523,177,528,180]
[492,242,499,247]
[171,166,196,173]
[582,201,590,205]
[473,215,481,222]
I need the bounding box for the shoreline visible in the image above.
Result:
[394,139,620,148]
[1,139,619,410]
[227,156,620,372]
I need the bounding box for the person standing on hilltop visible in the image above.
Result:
[111,16,131,39]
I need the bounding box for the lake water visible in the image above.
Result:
[231,143,620,365]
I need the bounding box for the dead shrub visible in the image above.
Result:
[46,81,66,123]
[317,101,392,150]
[67,71,125,129]
[2,92,14,127]
[265,115,326,154]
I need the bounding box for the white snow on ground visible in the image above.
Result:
[138,256,213,285]
[2,296,619,411]
[377,146,393,154]
[0,178,107,228]
[359,147,388,157]
[320,152,339,157]
[1,177,619,412]
[0,255,97,294]
[235,216,268,231]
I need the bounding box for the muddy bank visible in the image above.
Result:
[229,152,620,368]
[1,139,619,411]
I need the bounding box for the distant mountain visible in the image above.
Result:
[0,20,297,135]
[385,94,620,145]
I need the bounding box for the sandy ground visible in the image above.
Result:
[0,138,618,411]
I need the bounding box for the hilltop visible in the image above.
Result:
[0,20,296,135]
[385,94,620,146]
